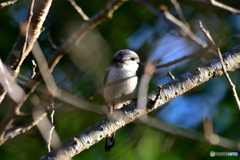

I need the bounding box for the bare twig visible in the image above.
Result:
[46,32,58,50]
[133,0,207,48]
[30,60,37,79]
[199,21,215,45]
[156,47,208,69]
[167,71,175,80]
[68,0,89,20]
[156,33,240,69]
[0,0,18,9]
[170,0,189,27]
[47,98,55,153]
[216,47,240,112]
[40,45,240,159]
[4,112,47,140]
[32,96,61,152]
[209,0,240,15]
[184,0,240,15]
[199,21,240,113]
[18,0,35,70]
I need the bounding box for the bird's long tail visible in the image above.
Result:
[105,132,116,152]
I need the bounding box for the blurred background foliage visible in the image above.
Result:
[0,0,240,159]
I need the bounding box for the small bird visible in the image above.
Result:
[103,49,142,152]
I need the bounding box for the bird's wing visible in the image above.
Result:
[103,68,110,85]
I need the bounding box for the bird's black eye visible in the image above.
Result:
[131,57,135,61]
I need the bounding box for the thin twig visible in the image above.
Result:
[209,0,240,15]
[167,71,175,80]
[199,21,215,45]
[133,0,207,48]
[46,32,58,50]
[4,112,47,140]
[216,47,240,112]
[155,33,240,69]
[30,60,37,79]
[0,0,18,9]
[12,0,35,70]
[170,0,189,27]
[184,0,240,15]
[47,98,55,153]
[68,0,89,20]
[199,21,240,113]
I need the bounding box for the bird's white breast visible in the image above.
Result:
[104,67,138,106]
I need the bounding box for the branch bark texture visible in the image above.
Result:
[41,45,240,160]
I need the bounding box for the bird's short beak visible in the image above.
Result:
[138,61,143,65]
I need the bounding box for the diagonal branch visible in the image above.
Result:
[199,21,240,112]
[133,0,207,48]
[208,0,240,15]
[68,0,89,20]
[0,0,18,9]
[170,0,189,27]
[0,0,53,103]
[185,0,240,15]
[41,44,240,160]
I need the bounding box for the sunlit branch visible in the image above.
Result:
[47,98,55,153]
[167,71,175,80]
[170,0,189,27]
[68,0,89,20]
[199,21,240,113]
[187,0,240,15]
[0,0,18,9]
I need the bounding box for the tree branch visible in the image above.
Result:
[0,0,53,103]
[40,44,240,159]
[133,0,207,48]
[0,0,18,9]
[208,0,240,15]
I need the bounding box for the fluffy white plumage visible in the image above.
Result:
[103,49,141,111]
